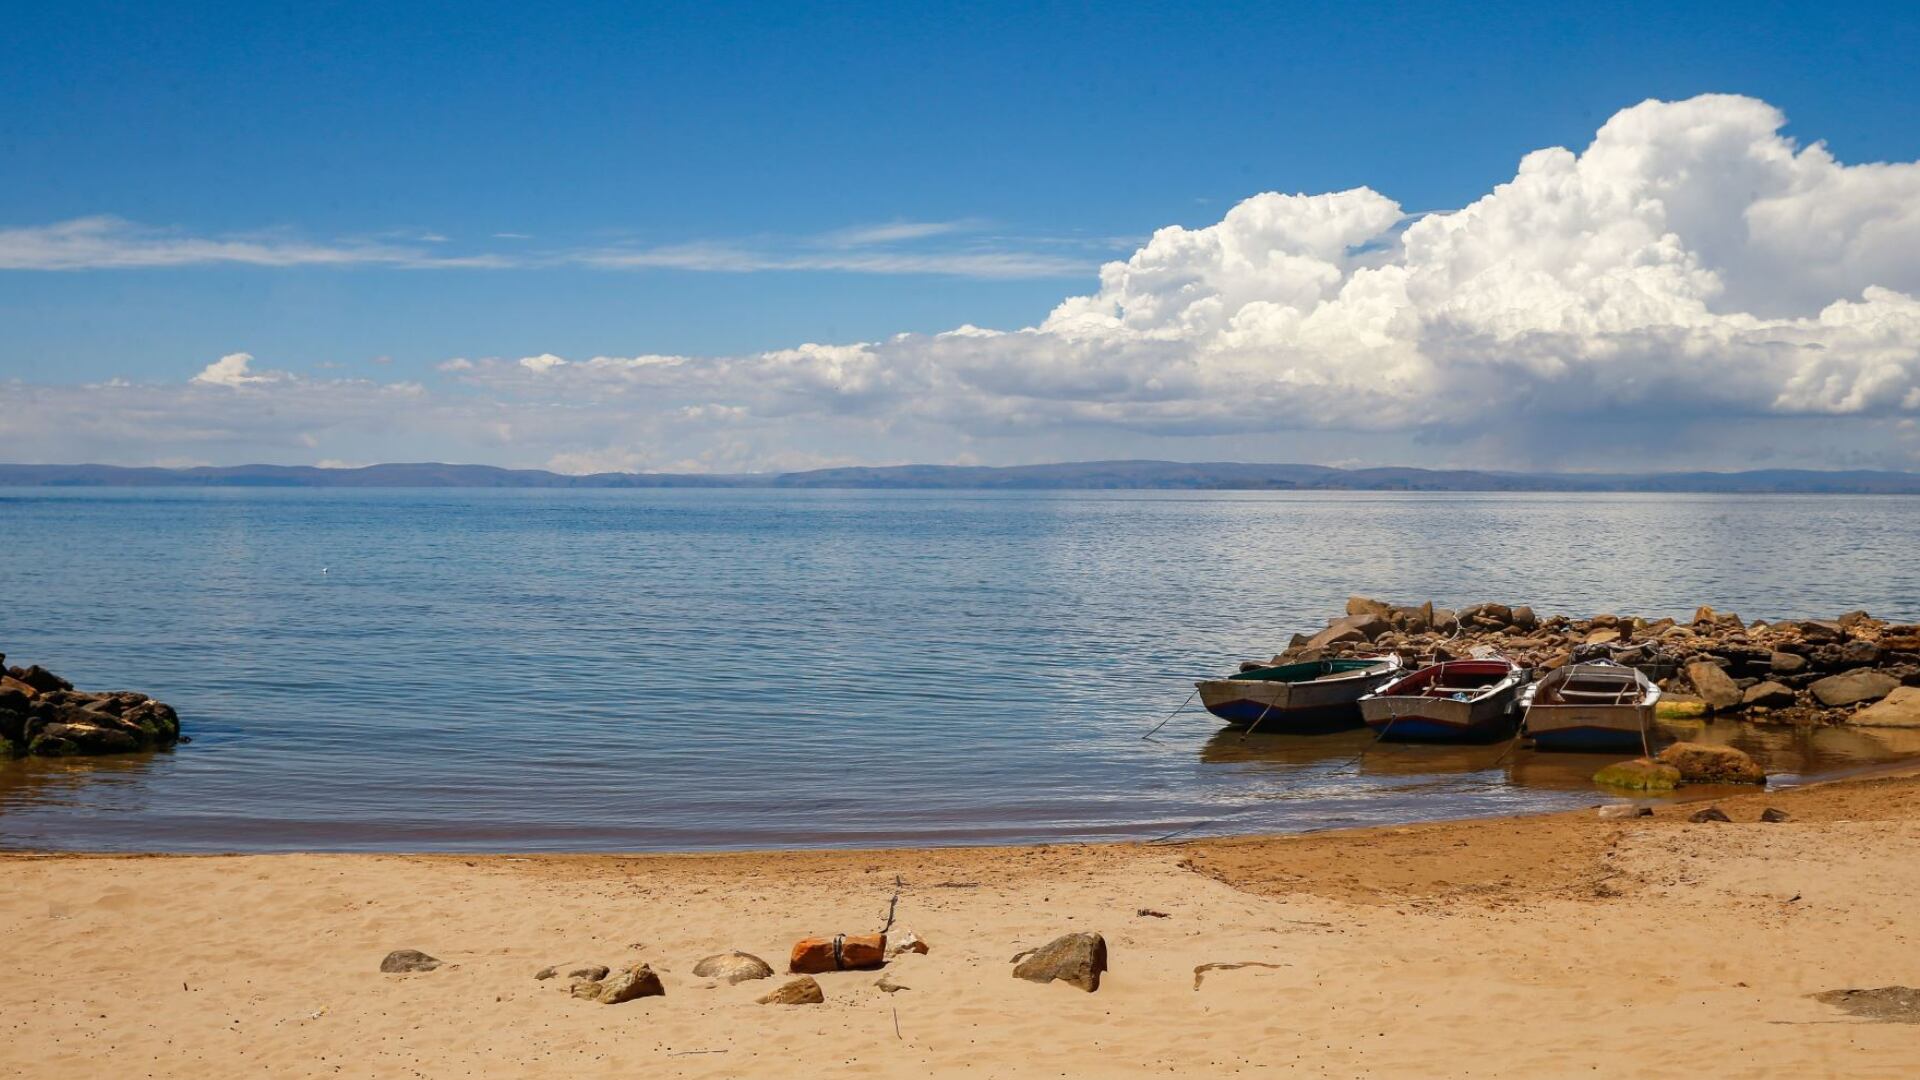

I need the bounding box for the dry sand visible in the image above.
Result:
[7,774,1920,1078]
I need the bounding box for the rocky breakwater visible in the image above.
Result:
[1270,599,1920,727]
[0,652,183,758]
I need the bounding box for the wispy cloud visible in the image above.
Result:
[0,216,1103,279]
[0,216,512,271]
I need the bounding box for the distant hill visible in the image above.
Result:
[3,460,1919,493]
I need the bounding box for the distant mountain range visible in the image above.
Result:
[4,460,1920,493]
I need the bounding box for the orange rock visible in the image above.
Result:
[0,675,39,699]
[789,933,887,973]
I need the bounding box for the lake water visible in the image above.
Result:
[2,487,1917,853]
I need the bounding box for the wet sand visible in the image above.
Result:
[6,773,1920,1078]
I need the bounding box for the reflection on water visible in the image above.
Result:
[1198,717,1920,814]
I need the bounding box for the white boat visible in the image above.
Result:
[1357,658,1527,742]
[1519,660,1660,753]
[1196,655,1403,733]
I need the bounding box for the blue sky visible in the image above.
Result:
[4,2,1920,470]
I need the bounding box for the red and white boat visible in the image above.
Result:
[1357,658,1527,742]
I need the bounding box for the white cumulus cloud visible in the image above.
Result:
[9,94,1920,472]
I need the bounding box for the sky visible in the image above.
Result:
[4,0,1920,473]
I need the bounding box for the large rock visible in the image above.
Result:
[757,975,825,1005]
[380,949,442,973]
[1684,661,1743,710]
[1012,932,1107,992]
[1510,606,1538,631]
[1593,759,1681,792]
[1656,742,1766,785]
[1854,687,1920,728]
[1741,681,1796,709]
[692,951,773,984]
[1769,651,1808,675]
[1810,670,1900,708]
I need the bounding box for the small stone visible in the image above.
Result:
[887,930,929,956]
[1598,804,1654,819]
[1769,651,1809,675]
[757,975,825,1005]
[534,965,559,980]
[1585,628,1622,646]
[1741,681,1796,708]
[1594,759,1681,792]
[380,949,441,974]
[1760,807,1793,823]
[875,972,910,993]
[1688,806,1732,823]
[568,964,610,982]
[570,980,603,1000]
[596,964,665,1004]
[1810,986,1920,1022]
[691,951,774,984]
[1011,932,1107,992]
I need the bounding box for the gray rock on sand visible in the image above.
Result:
[1688,806,1732,823]
[569,964,610,981]
[1011,932,1108,992]
[1597,804,1653,819]
[380,949,442,973]
[1761,807,1793,823]
[757,975,825,1005]
[691,951,774,984]
[1810,670,1900,708]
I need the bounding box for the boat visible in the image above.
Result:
[1357,658,1527,742]
[1195,655,1404,733]
[1519,660,1660,753]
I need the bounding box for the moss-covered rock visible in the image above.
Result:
[1594,758,1681,792]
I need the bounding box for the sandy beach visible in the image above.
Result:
[4,773,1918,1079]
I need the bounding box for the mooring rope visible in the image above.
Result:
[1141,687,1199,740]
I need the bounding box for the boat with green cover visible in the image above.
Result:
[1196,655,1403,732]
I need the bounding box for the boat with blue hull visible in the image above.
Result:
[1196,656,1403,732]
[1358,658,1527,742]
[1519,660,1659,753]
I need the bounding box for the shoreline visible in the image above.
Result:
[9,767,1920,1076]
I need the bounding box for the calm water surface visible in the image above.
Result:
[1,488,1916,852]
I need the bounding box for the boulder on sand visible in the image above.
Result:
[1810,670,1900,708]
[379,949,441,973]
[1656,742,1766,785]
[1593,759,1681,792]
[1853,687,1920,728]
[757,975,825,1005]
[692,951,773,984]
[1011,932,1108,992]
[789,933,886,974]
[594,964,665,1004]
[1684,661,1743,710]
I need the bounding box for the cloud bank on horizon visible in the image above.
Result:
[7,94,1920,472]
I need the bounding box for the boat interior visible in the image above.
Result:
[1534,667,1647,706]
[1386,661,1515,698]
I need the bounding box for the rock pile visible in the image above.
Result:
[1265,599,1920,727]
[0,652,182,758]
